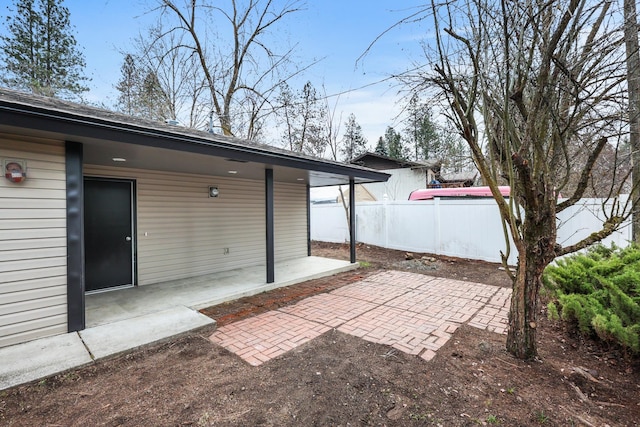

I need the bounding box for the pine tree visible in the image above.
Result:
[0,0,88,98]
[340,113,368,161]
[439,131,472,172]
[115,54,142,115]
[374,137,388,156]
[384,126,406,160]
[404,94,439,161]
[139,71,170,121]
[115,54,171,121]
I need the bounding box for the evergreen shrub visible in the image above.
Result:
[543,244,640,355]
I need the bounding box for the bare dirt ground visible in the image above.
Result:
[1,242,639,426]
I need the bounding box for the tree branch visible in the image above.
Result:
[557,137,607,212]
[558,215,625,256]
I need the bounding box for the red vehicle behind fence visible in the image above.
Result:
[408,186,510,200]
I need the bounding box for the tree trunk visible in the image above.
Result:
[507,251,543,359]
[506,205,557,359]
[625,0,640,241]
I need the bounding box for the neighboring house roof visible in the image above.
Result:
[438,171,478,185]
[350,152,441,171]
[0,88,389,187]
[439,171,478,183]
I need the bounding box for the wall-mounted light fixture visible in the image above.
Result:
[4,159,27,183]
[209,186,219,198]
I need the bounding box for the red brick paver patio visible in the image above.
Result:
[209,271,511,366]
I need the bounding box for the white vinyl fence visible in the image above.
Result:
[311,198,632,264]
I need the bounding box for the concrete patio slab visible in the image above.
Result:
[0,333,92,390]
[86,256,356,327]
[79,307,215,359]
[0,256,354,390]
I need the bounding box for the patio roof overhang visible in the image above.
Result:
[0,89,379,336]
[0,89,390,187]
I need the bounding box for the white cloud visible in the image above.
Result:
[337,88,405,147]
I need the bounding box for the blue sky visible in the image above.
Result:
[2,0,432,145]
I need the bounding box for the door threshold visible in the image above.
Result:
[85,284,135,295]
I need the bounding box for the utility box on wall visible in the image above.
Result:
[3,159,27,183]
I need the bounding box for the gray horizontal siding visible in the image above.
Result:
[0,135,67,348]
[84,165,271,285]
[274,182,307,261]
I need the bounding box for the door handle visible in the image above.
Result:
[125,236,132,242]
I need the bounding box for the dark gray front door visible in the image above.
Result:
[84,178,134,292]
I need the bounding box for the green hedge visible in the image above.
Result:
[543,244,640,355]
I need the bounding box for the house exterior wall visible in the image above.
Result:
[274,182,307,262]
[0,138,308,349]
[0,136,68,348]
[362,168,430,201]
[84,165,308,286]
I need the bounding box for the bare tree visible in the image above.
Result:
[148,0,305,138]
[127,24,209,128]
[323,87,343,162]
[318,88,355,239]
[277,81,328,156]
[401,0,634,359]
[624,0,640,241]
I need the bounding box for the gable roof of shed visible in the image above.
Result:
[349,152,440,171]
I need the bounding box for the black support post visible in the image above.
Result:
[65,141,85,332]
[265,169,275,283]
[349,177,356,263]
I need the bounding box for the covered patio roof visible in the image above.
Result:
[0,88,390,187]
[0,88,379,335]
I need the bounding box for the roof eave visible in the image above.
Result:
[0,98,390,184]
